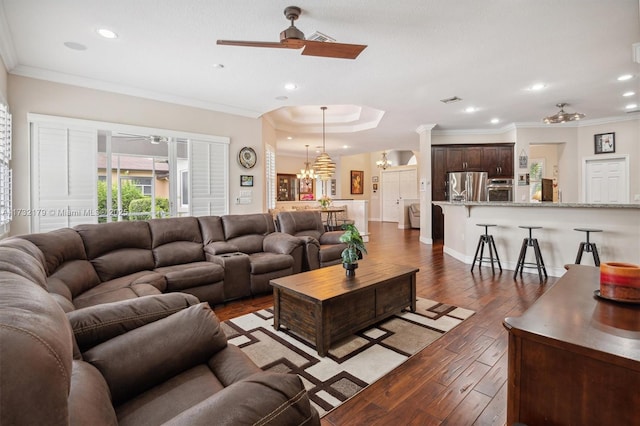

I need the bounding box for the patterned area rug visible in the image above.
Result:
[222,298,474,417]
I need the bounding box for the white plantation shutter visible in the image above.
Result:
[265,144,276,210]
[31,122,97,232]
[189,139,229,216]
[0,103,11,234]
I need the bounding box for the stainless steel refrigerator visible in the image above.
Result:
[447,171,488,202]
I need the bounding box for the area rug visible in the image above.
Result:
[221,297,474,417]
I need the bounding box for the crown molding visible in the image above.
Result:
[10,65,263,118]
[431,115,639,136]
[415,124,436,134]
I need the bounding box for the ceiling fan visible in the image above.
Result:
[217,6,367,60]
[114,133,170,144]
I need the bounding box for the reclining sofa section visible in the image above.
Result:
[0,237,320,425]
[18,213,304,311]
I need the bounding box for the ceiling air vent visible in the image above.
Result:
[307,31,336,42]
[440,96,462,104]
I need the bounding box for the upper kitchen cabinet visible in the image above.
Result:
[445,146,484,171]
[483,144,514,178]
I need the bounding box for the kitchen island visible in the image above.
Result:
[433,201,640,277]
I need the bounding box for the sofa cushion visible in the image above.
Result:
[75,222,154,282]
[20,228,87,275]
[318,244,345,265]
[197,216,225,245]
[249,252,294,275]
[68,360,118,425]
[83,303,228,405]
[50,259,101,298]
[148,217,205,267]
[116,364,225,426]
[221,214,276,254]
[72,271,165,309]
[277,210,324,239]
[154,262,225,292]
[68,293,200,353]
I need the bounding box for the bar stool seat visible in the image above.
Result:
[514,226,548,282]
[471,224,502,273]
[574,228,602,266]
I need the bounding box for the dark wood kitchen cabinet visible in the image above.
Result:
[445,146,483,171]
[483,145,514,178]
[431,143,514,241]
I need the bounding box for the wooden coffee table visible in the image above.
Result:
[270,261,418,356]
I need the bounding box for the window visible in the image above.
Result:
[529,158,545,201]
[0,103,11,234]
[180,170,189,207]
[30,114,229,232]
[122,176,152,196]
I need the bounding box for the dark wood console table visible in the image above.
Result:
[503,265,640,425]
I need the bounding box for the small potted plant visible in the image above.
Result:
[339,223,367,277]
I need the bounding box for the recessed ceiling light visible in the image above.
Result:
[287,136,293,140]
[528,83,546,91]
[625,103,637,109]
[275,95,288,101]
[63,41,87,51]
[343,145,349,149]
[96,28,118,39]
[618,74,633,81]
[464,106,477,113]
[490,118,500,124]
[212,63,225,69]
[623,91,635,97]
[284,83,297,91]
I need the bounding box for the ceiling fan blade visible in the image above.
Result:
[300,40,367,59]
[217,39,302,49]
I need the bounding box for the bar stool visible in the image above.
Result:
[514,226,548,282]
[574,228,602,266]
[471,224,502,273]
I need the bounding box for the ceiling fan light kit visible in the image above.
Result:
[543,103,585,124]
[217,6,367,60]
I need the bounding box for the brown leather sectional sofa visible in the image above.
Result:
[0,237,319,425]
[19,213,305,311]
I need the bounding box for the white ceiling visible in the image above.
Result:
[1,0,639,157]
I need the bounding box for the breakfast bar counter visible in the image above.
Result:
[433,201,640,277]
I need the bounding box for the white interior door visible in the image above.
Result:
[382,171,400,222]
[382,168,418,222]
[584,157,628,203]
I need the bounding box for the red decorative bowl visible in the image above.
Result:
[600,262,640,302]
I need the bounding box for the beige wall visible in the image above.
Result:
[8,75,264,235]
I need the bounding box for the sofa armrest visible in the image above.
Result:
[263,232,303,255]
[67,293,200,353]
[163,372,319,426]
[204,241,240,256]
[319,231,344,245]
[83,302,227,405]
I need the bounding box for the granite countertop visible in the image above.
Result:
[432,201,640,209]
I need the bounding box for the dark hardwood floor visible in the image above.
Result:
[213,221,558,426]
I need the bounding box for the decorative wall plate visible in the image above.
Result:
[238,147,257,169]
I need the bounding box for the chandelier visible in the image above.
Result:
[543,103,585,124]
[296,144,316,184]
[313,106,336,181]
[376,151,392,169]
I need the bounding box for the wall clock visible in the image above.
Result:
[238,147,257,169]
